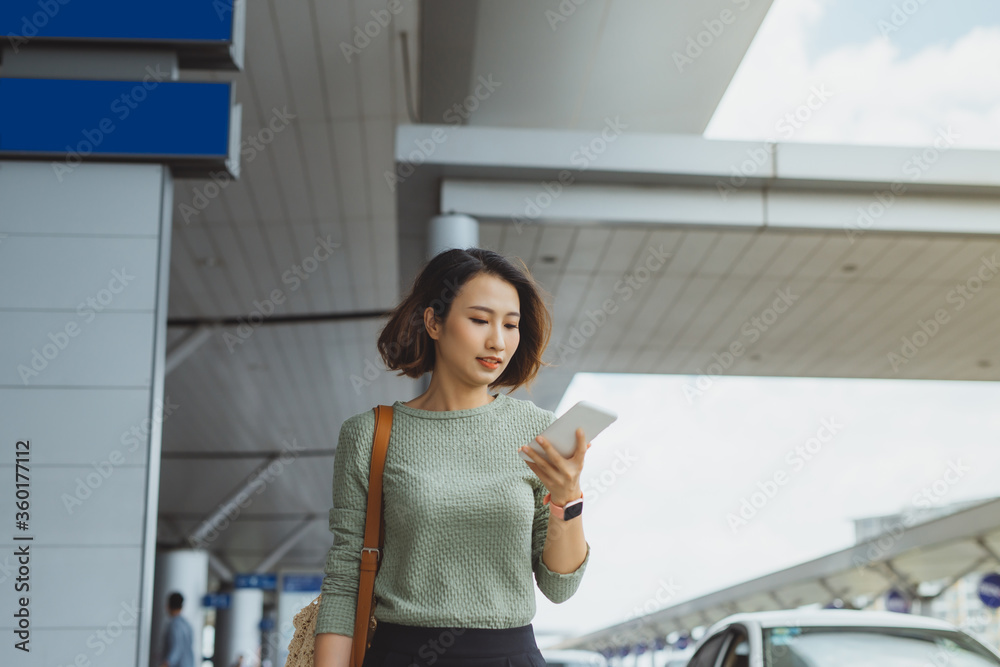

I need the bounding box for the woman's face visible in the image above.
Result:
[425,273,521,387]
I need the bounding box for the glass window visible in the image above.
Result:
[719,629,750,667]
[689,633,728,667]
[763,626,1000,667]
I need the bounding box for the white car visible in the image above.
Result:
[539,648,608,667]
[662,646,695,666]
[685,608,1000,667]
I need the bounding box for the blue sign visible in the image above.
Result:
[0,0,244,69]
[886,589,910,613]
[202,593,231,609]
[283,574,324,593]
[0,78,238,177]
[0,0,234,40]
[978,573,1000,608]
[235,573,277,590]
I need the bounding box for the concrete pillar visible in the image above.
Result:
[0,158,174,667]
[214,588,263,667]
[423,213,480,395]
[428,213,479,258]
[151,549,210,666]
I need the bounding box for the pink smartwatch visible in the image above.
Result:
[544,491,584,521]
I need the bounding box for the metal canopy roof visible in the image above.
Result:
[553,497,1000,649]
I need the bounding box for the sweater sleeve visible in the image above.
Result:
[315,413,374,636]
[530,410,590,603]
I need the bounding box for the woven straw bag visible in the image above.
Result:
[284,405,393,667]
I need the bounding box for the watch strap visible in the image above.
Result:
[544,491,584,520]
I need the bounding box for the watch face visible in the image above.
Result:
[564,500,583,520]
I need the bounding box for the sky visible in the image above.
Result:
[532,0,1000,647]
[704,0,1000,149]
[534,374,1000,644]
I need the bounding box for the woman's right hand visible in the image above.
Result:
[313,632,353,667]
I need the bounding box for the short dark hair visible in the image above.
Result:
[377,247,554,393]
[168,592,184,611]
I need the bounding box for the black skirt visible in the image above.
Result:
[360,621,547,667]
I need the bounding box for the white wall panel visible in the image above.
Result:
[0,629,139,667]
[0,162,163,235]
[0,546,141,628]
[0,160,171,666]
[0,311,155,387]
[0,466,146,544]
[0,237,160,310]
[0,388,153,465]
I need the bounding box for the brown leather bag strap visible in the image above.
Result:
[351,405,393,667]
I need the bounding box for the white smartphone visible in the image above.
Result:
[519,400,618,462]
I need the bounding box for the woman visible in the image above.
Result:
[313,248,592,667]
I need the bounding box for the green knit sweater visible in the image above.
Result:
[314,391,591,636]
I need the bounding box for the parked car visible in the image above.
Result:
[539,648,608,667]
[686,608,1000,666]
[662,645,695,667]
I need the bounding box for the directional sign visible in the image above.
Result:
[978,573,1000,608]
[235,573,277,589]
[202,593,231,609]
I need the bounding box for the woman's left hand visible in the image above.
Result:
[520,428,591,506]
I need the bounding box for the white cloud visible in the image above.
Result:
[706,0,1000,148]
